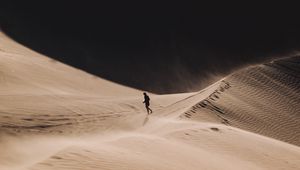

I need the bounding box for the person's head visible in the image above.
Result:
[143,92,147,96]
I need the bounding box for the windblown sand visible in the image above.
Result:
[0,32,299,170]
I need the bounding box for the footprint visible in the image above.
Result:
[22,118,34,121]
[210,127,219,131]
[51,156,63,160]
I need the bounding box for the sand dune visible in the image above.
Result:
[182,56,300,146]
[0,32,300,170]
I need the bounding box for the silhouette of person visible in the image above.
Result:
[143,92,152,114]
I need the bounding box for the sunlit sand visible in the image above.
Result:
[0,32,299,170]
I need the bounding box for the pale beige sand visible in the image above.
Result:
[182,57,300,146]
[0,32,299,170]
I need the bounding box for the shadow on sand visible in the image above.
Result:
[142,115,149,126]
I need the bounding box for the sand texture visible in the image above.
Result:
[0,32,299,170]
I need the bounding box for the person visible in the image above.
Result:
[143,92,152,114]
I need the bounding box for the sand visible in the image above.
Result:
[0,32,299,170]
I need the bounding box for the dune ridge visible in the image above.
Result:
[0,32,299,170]
[183,56,300,146]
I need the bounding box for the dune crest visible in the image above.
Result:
[0,32,299,170]
[183,56,300,146]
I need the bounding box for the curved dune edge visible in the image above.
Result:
[182,56,300,146]
[0,32,299,170]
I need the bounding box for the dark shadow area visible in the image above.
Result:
[1,2,300,93]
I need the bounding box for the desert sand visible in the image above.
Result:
[0,32,299,170]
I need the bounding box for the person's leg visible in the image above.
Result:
[145,105,150,114]
[149,107,152,113]
[146,103,152,113]
[147,107,150,114]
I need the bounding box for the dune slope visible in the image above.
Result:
[0,32,299,170]
[182,56,300,146]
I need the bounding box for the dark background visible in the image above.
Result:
[1,1,300,93]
